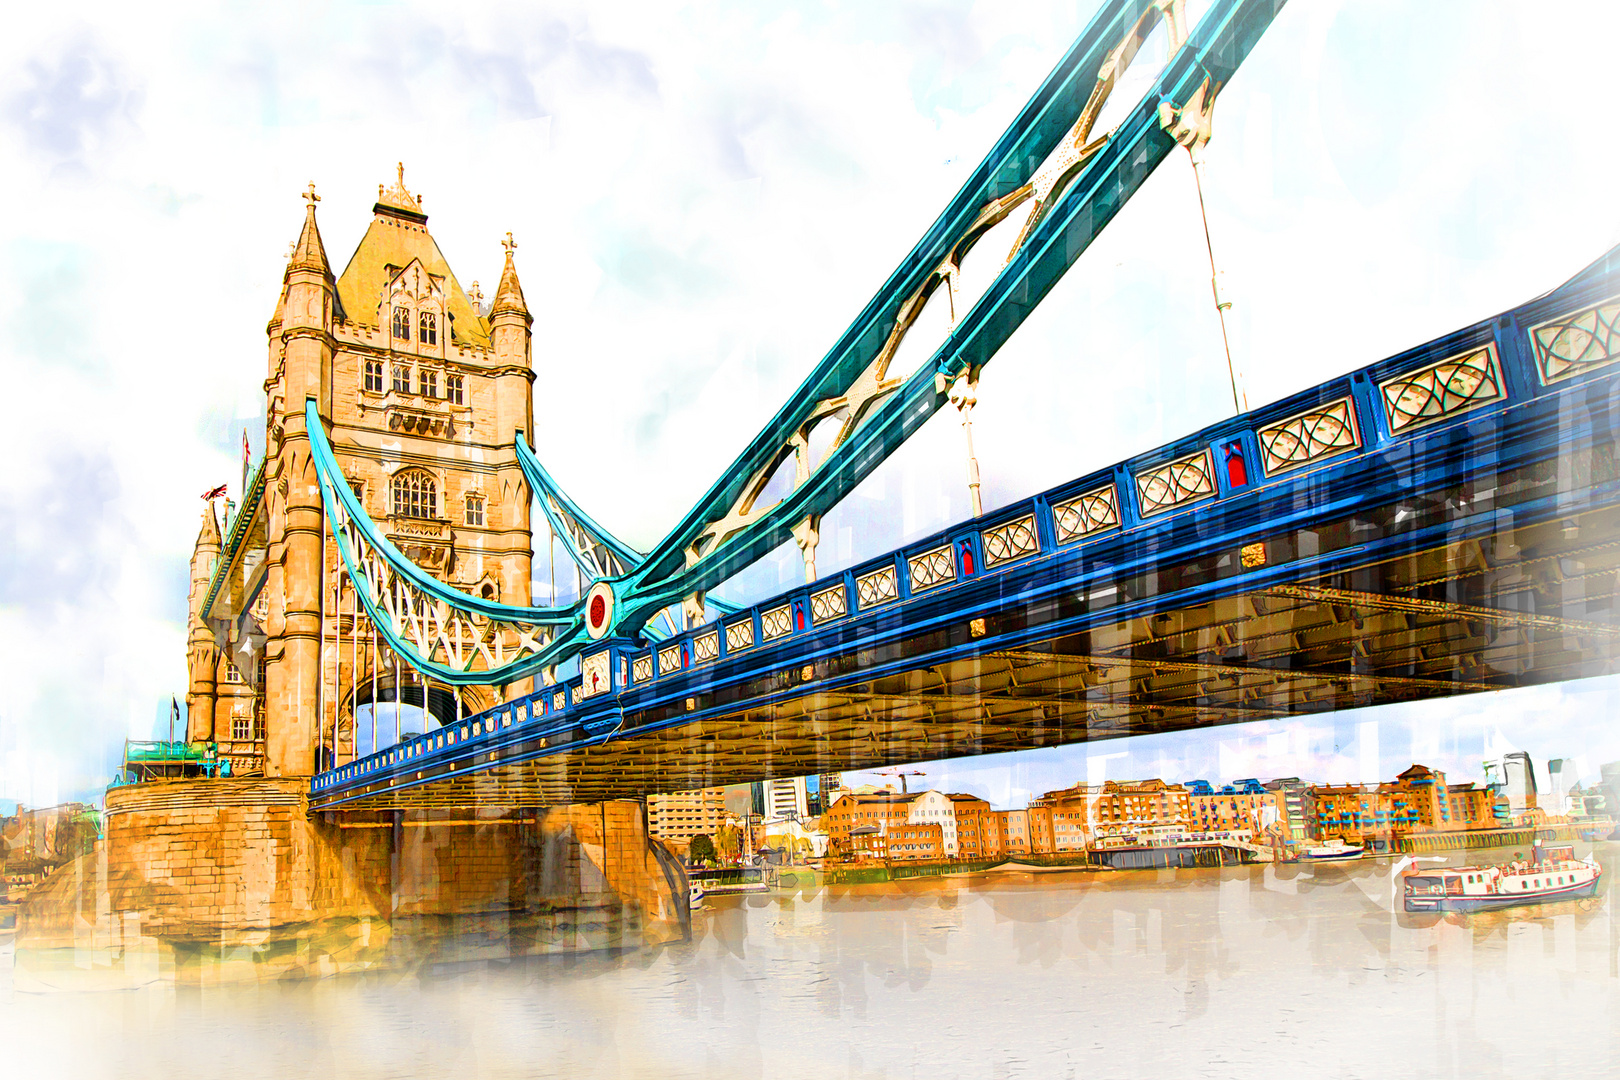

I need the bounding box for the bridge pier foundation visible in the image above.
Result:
[13,779,688,991]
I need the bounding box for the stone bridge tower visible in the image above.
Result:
[193,167,536,777]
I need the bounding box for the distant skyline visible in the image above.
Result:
[5,3,1620,803]
[844,674,1620,812]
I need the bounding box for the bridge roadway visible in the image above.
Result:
[311,247,1620,810]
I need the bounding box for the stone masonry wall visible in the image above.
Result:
[16,779,686,989]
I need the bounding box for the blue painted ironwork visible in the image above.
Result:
[514,435,736,638]
[306,0,1288,689]
[597,0,1287,638]
[311,242,1620,806]
[515,436,645,583]
[308,400,587,685]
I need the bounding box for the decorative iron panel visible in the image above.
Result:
[761,605,792,641]
[552,690,566,712]
[857,565,900,607]
[579,651,611,698]
[1135,450,1215,516]
[1379,345,1503,433]
[810,584,847,623]
[1051,485,1119,543]
[908,546,956,591]
[1257,398,1360,476]
[693,628,719,663]
[725,618,755,652]
[981,514,1039,566]
[1530,297,1620,384]
[658,642,682,675]
[631,655,653,684]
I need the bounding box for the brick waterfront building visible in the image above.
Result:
[1308,764,1496,845]
[1189,785,1280,839]
[825,790,993,860]
[1030,779,1194,847]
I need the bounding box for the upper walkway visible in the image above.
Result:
[311,245,1620,810]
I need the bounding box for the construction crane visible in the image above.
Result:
[877,769,926,795]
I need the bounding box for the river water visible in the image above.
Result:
[3,849,1617,1080]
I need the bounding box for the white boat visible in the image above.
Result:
[687,866,770,906]
[1303,839,1364,862]
[1403,846,1601,913]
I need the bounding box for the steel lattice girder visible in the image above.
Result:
[514,435,737,638]
[309,490,1620,809]
[610,0,1287,633]
[309,0,1289,688]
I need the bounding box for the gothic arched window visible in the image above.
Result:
[392,470,438,520]
[392,305,411,339]
[418,310,438,345]
[464,494,485,526]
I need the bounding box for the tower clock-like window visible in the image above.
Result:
[446,374,464,405]
[418,310,438,345]
[392,363,411,393]
[392,306,411,339]
[363,359,384,393]
[392,470,438,520]
[464,494,485,527]
[419,369,438,398]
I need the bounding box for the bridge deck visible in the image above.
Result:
[311,247,1620,810]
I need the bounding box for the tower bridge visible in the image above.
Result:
[180,0,1620,816]
[307,243,1620,809]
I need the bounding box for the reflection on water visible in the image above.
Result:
[3,849,1617,1079]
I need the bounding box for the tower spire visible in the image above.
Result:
[490,232,530,321]
[288,182,331,275]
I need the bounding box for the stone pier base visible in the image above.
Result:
[15,779,688,991]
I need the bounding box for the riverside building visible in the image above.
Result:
[646,787,729,848]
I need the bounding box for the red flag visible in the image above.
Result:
[241,430,252,497]
[202,484,228,500]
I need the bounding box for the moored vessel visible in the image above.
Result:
[1303,839,1364,862]
[688,866,771,905]
[1402,846,1601,913]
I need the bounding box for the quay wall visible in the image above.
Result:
[14,779,687,990]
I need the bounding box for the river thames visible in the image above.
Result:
[3,851,1617,1079]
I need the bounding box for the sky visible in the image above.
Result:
[3,1,1620,808]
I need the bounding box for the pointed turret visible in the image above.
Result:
[186,502,223,742]
[490,231,535,454]
[490,232,532,323]
[288,183,332,276]
[279,182,337,424]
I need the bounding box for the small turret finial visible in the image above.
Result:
[303,182,320,208]
[490,233,530,321]
[469,281,484,307]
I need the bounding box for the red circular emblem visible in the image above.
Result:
[583,581,615,639]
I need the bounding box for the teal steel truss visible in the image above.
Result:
[309,0,1288,687]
